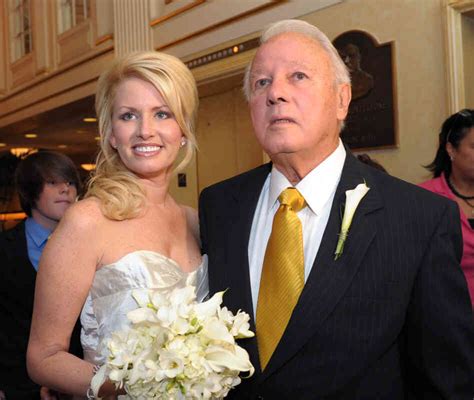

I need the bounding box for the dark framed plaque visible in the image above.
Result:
[333,31,398,150]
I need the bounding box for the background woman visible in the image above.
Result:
[420,109,474,308]
[27,51,208,398]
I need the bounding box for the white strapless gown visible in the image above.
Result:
[80,251,209,365]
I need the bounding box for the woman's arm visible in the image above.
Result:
[27,199,104,396]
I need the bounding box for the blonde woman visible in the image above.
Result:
[27,52,208,398]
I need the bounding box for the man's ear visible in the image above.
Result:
[336,83,351,121]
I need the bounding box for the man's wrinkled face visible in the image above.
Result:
[248,32,350,162]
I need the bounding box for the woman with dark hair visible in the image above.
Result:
[356,153,387,173]
[0,150,82,399]
[420,109,474,307]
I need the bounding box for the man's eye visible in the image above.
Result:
[293,72,307,80]
[255,78,270,89]
[119,112,136,121]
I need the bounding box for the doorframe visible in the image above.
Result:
[445,0,474,112]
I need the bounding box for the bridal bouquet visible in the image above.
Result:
[91,286,255,399]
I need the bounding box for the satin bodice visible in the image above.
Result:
[80,251,209,365]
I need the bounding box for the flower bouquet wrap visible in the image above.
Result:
[91,285,255,399]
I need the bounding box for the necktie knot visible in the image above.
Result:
[279,188,306,213]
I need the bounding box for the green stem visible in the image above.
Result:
[334,229,348,260]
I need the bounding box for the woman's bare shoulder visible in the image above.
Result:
[43,198,106,269]
[59,197,106,233]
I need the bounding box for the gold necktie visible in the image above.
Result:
[256,187,306,370]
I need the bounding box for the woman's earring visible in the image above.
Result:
[180,137,187,147]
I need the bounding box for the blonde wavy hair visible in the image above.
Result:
[85,51,198,220]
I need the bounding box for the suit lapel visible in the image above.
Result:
[263,152,384,377]
[214,164,272,374]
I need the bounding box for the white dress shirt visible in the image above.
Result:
[248,140,346,316]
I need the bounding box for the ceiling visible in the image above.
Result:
[0,95,99,166]
[0,72,246,165]
[0,71,247,174]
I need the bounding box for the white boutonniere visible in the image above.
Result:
[334,182,370,260]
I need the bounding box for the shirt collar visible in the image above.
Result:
[25,217,52,248]
[268,139,346,214]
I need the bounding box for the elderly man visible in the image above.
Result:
[199,19,474,399]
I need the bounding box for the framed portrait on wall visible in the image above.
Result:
[333,31,398,150]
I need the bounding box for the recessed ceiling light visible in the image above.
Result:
[83,117,97,122]
[57,144,67,148]
[11,147,34,157]
[81,163,96,171]
[0,143,6,147]
[94,136,100,141]
[24,133,37,138]
[2,212,27,221]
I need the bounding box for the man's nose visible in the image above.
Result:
[266,77,288,106]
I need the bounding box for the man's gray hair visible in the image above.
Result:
[243,19,350,101]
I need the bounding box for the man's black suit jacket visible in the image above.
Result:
[199,152,474,399]
[0,221,83,399]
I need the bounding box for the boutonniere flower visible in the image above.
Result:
[334,182,370,260]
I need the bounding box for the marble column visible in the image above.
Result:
[113,0,153,56]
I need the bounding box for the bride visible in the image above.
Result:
[27,51,207,398]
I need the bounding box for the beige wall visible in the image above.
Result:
[168,153,199,209]
[0,0,467,205]
[169,80,262,209]
[293,0,448,184]
[190,0,454,188]
[197,84,262,191]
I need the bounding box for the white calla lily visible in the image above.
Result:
[205,345,255,375]
[202,317,235,344]
[334,182,370,260]
[193,290,225,319]
[169,285,195,307]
